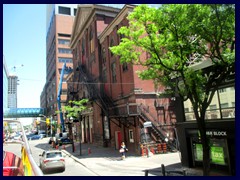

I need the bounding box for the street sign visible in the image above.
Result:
[143,121,152,128]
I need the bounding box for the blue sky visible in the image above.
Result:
[3,4,46,108]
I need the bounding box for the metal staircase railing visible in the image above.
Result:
[77,65,114,116]
[77,65,177,151]
[109,103,177,151]
[137,104,177,151]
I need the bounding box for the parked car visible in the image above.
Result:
[39,150,65,173]
[59,137,71,145]
[38,130,47,138]
[39,134,46,139]
[13,134,22,141]
[29,135,41,140]
[54,133,71,146]
[27,133,36,140]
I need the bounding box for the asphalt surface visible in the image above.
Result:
[58,142,205,176]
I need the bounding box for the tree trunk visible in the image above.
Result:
[200,128,210,176]
[198,117,210,176]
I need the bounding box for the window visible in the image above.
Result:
[210,105,217,110]
[184,107,189,113]
[89,28,94,54]
[58,48,72,54]
[122,62,128,72]
[110,38,114,57]
[111,62,117,83]
[82,39,85,55]
[102,46,106,65]
[58,57,72,63]
[221,103,229,108]
[184,85,235,121]
[58,33,71,38]
[103,69,107,83]
[129,129,134,143]
[58,39,70,45]
[74,8,77,16]
[59,6,71,15]
[219,88,226,93]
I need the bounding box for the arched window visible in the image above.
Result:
[82,38,85,56]
[89,28,94,54]
[102,46,106,65]
[110,38,114,57]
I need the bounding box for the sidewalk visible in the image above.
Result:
[59,142,204,176]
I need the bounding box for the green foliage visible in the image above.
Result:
[111,4,235,103]
[63,99,89,119]
[110,4,235,175]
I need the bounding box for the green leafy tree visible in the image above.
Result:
[110,4,235,175]
[64,99,89,119]
[56,99,89,119]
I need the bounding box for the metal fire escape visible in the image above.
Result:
[76,65,177,151]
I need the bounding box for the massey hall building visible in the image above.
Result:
[66,4,235,175]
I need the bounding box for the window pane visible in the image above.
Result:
[58,39,70,45]
[59,6,71,15]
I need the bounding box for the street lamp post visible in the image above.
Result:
[78,115,82,156]
[50,116,53,137]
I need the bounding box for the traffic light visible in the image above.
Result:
[36,119,40,125]
[46,118,50,125]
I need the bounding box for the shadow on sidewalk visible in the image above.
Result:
[60,142,139,160]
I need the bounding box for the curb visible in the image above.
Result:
[61,149,100,176]
[61,150,86,167]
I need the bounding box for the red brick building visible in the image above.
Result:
[69,4,175,153]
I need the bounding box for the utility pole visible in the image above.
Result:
[50,116,53,137]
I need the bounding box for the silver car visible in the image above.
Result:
[39,150,65,173]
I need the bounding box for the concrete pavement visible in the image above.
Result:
[59,142,204,176]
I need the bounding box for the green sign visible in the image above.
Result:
[211,146,225,165]
[195,144,203,161]
[194,143,226,165]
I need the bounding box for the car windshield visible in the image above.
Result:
[46,152,62,158]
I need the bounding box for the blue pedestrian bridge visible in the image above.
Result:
[3,108,46,118]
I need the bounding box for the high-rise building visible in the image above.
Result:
[41,4,78,124]
[8,75,18,108]
[3,55,9,110]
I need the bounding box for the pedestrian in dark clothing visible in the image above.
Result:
[119,142,128,160]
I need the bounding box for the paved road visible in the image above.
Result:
[61,142,191,176]
[29,138,97,176]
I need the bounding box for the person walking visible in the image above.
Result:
[119,142,128,160]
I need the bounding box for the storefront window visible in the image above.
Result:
[192,138,229,166]
[184,85,235,121]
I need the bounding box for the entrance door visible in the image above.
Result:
[115,131,122,149]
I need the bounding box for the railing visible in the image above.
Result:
[108,103,177,150]
[77,65,177,150]
[144,164,187,176]
[77,65,110,115]
[3,120,43,176]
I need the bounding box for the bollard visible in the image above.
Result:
[150,147,155,154]
[157,143,162,154]
[63,145,65,150]
[141,147,145,156]
[183,169,186,176]
[162,143,167,153]
[161,164,166,176]
[145,170,149,176]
